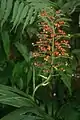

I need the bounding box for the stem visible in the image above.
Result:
[51,25,55,74]
[51,23,56,117]
[33,66,36,92]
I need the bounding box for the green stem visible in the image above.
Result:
[51,25,55,74]
[33,66,36,92]
[51,24,55,117]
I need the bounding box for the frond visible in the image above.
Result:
[0,0,57,32]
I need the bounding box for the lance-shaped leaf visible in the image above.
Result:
[1,31,10,58]
[1,0,13,27]
[0,84,34,107]
[11,0,20,22]
[22,7,34,33]
[12,2,24,29]
[15,42,29,62]
[0,0,7,21]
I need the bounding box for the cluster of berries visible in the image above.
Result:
[32,10,71,72]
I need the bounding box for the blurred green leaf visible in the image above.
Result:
[61,73,71,93]
[1,0,13,27]
[0,107,41,120]
[0,84,34,107]
[1,31,10,59]
[0,0,7,21]
[15,42,29,62]
[57,103,80,120]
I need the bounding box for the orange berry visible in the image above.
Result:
[40,11,47,16]
[59,21,64,25]
[40,47,47,52]
[55,41,60,46]
[44,55,49,61]
[60,48,66,52]
[54,51,59,56]
[57,45,62,49]
[54,23,60,27]
[47,45,51,50]
[61,51,65,55]
[51,34,55,38]
[58,29,62,33]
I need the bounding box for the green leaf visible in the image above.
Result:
[12,62,26,90]
[0,85,34,107]
[21,115,39,120]
[0,0,7,21]
[29,9,37,25]
[11,0,20,22]
[16,5,29,27]
[28,0,55,8]
[61,1,76,14]
[26,67,32,93]
[0,107,27,120]
[0,84,30,98]
[12,62,24,77]
[15,42,29,62]
[1,31,10,58]
[0,85,53,120]
[72,49,80,61]
[58,103,79,120]
[22,7,34,33]
[61,73,71,93]
[0,107,41,120]
[12,2,24,29]
[71,57,77,70]
[16,78,24,90]
[57,0,65,7]
[1,0,13,27]
[72,49,80,54]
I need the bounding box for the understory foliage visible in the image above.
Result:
[0,0,80,120]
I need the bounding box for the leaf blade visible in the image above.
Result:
[1,0,13,27]
[1,31,10,58]
[15,42,29,62]
[11,0,20,22]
